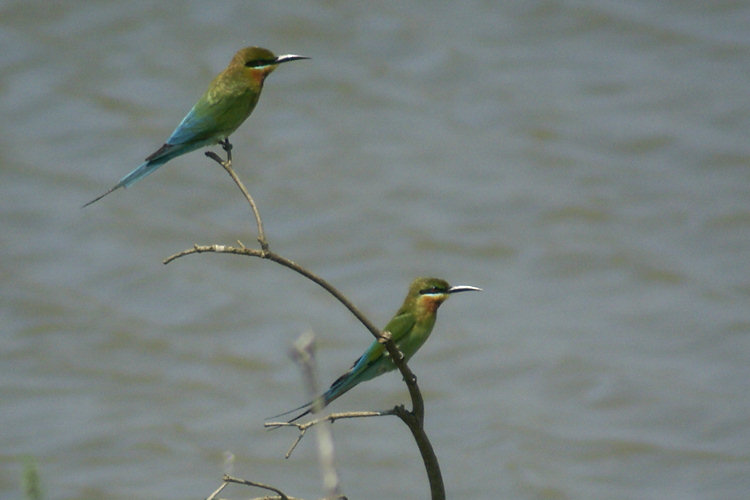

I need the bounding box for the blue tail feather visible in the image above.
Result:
[119,159,165,188]
[82,159,162,207]
[82,138,218,207]
[267,367,363,427]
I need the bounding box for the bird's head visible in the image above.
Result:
[404,277,482,317]
[233,46,309,82]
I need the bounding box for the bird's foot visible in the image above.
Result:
[219,138,233,153]
[378,331,393,344]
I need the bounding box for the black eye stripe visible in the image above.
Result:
[245,59,275,68]
[419,286,445,295]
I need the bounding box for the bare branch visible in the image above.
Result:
[174,152,444,500]
[265,410,388,430]
[163,244,381,342]
[205,139,268,251]
[265,410,390,458]
[205,480,228,500]
[205,473,300,500]
[379,335,443,498]
[223,474,294,500]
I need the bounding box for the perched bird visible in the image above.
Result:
[274,277,481,423]
[83,47,308,207]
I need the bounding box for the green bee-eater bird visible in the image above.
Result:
[276,277,482,423]
[84,46,308,207]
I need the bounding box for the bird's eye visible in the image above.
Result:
[420,286,443,295]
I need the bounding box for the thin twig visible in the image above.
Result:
[265,410,389,458]
[205,480,228,500]
[205,140,268,251]
[206,474,299,500]
[164,244,382,341]
[223,474,293,500]
[265,410,388,430]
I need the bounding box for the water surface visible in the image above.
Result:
[2,1,749,499]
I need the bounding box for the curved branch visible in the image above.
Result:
[164,243,381,340]
[222,474,293,500]
[376,335,442,498]
[169,149,445,500]
[205,139,268,251]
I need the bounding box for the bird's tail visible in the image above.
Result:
[118,158,166,188]
[266,401,315,428]
[82,159,163,207]
[82,180,126,208]
[265,399,320,431]
[266,368,363,428]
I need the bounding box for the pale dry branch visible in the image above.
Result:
[290,332,342,498]
[265,410,389,458]
[205,139,268,250]
[206,473,300,500]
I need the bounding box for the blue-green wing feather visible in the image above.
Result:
[270,312,417,424]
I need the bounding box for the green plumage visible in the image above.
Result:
[275,277,481,422]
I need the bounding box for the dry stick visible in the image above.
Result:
[223,474,294,500]
[168,144,445,500]
[198,141,381,340]
[205,474,297,500]
[291,332,343,499]
[205,139,268,251]
[265,410,390,459]
[204,479,228,500]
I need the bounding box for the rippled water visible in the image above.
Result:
[2,1,750,499]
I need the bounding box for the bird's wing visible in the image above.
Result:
[161,96,224,148]
[382,310,417,344]
[271,312,418,418]
[140,100,222,165]
[346,311,416,376]
[163,77,256,147]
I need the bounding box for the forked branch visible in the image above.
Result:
[172,146,445,500]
